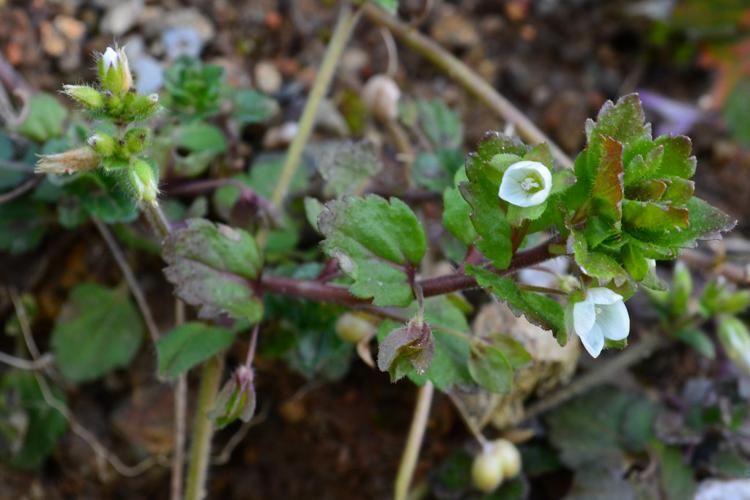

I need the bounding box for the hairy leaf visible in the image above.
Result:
[466,265,567,344]
[157,322,237,379]
[163,218,263,322]
[318,195,426,306]
[51,284,143,382]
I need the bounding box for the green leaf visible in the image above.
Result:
[232,89,278,126]
[585,93,650,161]
[675,328,716,359]
[643,197,735,249]
[460,133,524,269]
[654,443,697,500]
[310,140,382,197]
[622,200,689,231]
[163,56,224,118]
[51,284,144,382]
[1,371,67,470]
[416,99,463,150]
[654,135,696,178]
[491,334,532,370]
[0,200,48,255]
[570,230,626,283]
[318,195,426,306]
[375,296,472,390]
[369,0,398,14]
[467,344,512,393]
[443,187,476,246]
[621,243,649,281]
[173,121,227,177]
[466,265,567,344]
[16,94,67,142]
[546,386,653,467]
[163,218,264,322]
[64,170,139,223]
[157,322,237,379]
[412,149,463,193]
[725,78,750,146]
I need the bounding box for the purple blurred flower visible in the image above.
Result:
[639,89,707,136]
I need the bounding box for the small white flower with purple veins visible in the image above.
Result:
[498,160,552,207]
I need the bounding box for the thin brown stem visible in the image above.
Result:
[0,176,41,204]
[93,218,160,345]
[361,3,573,168]
[260,235,562,306]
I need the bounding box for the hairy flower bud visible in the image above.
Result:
[123,127,150,155]
[97,46,133,95]
[35,147,100,175]
[62,85,104,110]
[129,159,158,202]
[87,133,116,157]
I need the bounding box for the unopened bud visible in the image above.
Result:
[718,316,750,376]
[127,93,160,121]
[87,133,116,157]
[97,46,133,95]
[62,85,104,110]
[129,159,158,202]
[123,127,150,155]
[362,74,401,122]
[35,147,100,175]
[209,365,256,429]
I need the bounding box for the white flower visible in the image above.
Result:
[498,160,552,207]
[571,287,630,358]
[101,47,120,71]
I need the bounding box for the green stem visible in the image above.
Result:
[264,5,360,224]
[185,355,224,500]
[395,381,434,500]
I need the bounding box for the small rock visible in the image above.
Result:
[430,4,480,49]
[263,121,298,150]
[101,0,143,36]
[315,99,350,137]
[142,8,215,43]
[53,15,85,41]
[696,479,750,500]
[40,21,65,57]
[340,47,369,75]
[163,26,204,60]
[254,61,282,94]
[131,56,163,94]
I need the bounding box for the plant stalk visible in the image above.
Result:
[395,381,434,500]
[361,3,573,168]
[185,355,224,500]
[262,4,361,241]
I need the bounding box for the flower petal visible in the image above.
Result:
[598,301,630,341]
[573,301,596,338]
[578,323,604,358]
[586,287,623,305]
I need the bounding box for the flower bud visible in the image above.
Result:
[123,127,150,155]
[35,147,100,175]
[718,316,750,376]
[127,93,160,121]
[472,449,504,493]
[128,159,158,202]
[87,133,116,157]
[62,85,104,110]
[209,365,256,429]
[97,46,133,95]
[362,74,401,122]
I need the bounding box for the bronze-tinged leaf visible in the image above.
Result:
[625,180,668,202]
[592,136,624,221]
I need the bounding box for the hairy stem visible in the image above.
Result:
[185,355,224,500]
[265,5,360,217]
[395,381,434,500]
[260,235,562,306]
[361,3,573,168]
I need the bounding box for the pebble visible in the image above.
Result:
[254,61,282,94]
[101,0,143,36]
[263,121,299,150]
[131,56,164,94]
[430,4,480,49]
[163,26,204,60]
